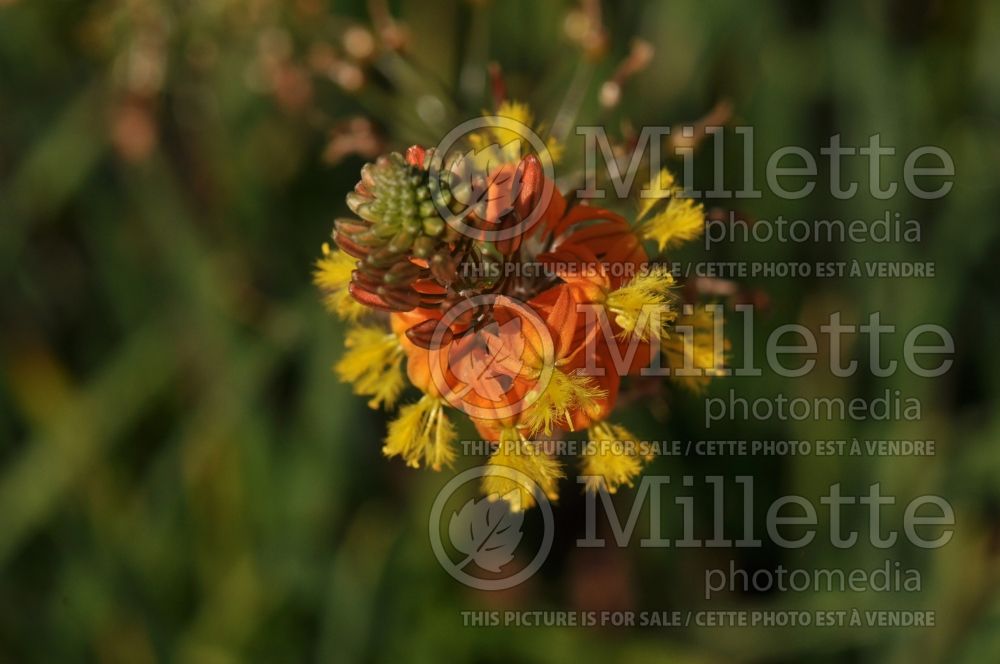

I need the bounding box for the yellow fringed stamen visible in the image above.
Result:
[382,395,456,470]
[637,168,675,219]
[604,267,677,342]
[581,422,647,494]
[663,307,729,392]
[482,429,564,511]
[496,100,534,127]
[522,369,606,436]
[335,324,406,409]
[635,168,705,251]
[466,101,561,165]
[314,244,367,321]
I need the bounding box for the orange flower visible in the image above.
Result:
[319,118,720,506]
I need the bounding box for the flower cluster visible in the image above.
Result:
[316,105,723,510]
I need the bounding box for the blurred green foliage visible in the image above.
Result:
[2,0,1000,662]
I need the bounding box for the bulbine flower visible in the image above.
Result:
[315,105,725,510]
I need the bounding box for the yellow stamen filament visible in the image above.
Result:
[663,308,729,392]
[383,395,456,470]
[335,325,406,409]
[604,268,676,342]
[313,244,367,321]
[482,429,564,512]
[523,369,606,436]
[635,168,705,251]
[581,422,647,494]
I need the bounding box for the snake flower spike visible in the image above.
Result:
[315,103,727,510]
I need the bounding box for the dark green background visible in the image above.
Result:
[2,0,999,662]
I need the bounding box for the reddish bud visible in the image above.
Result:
[405,145,427,167]
[377,285,421,311]
[405,318,454,350]
[334,234,372,259]
[514,154,544,220]
[348,282,395,311]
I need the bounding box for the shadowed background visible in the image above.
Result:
[2,0,999,662]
